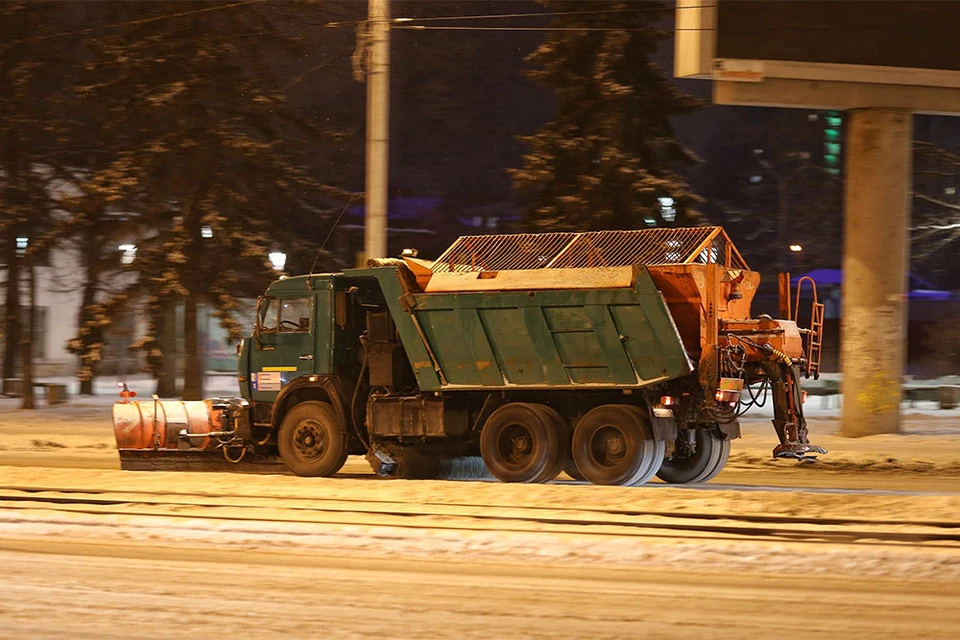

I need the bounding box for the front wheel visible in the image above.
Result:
[656,428,730,484]
[277,401,348,477]
[572,405,664,486]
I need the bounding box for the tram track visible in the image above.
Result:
[1,485,958,550]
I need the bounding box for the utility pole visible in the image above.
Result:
[364,0,390,261]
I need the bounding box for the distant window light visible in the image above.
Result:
[750,175,762,184]
[665,251,682,262]
[486,217,498,229]
[472,216,482,227]
[825,142,841,155]
[826,116,842,127]
[201,225,213,239]
[643,216,657,227]
[666,239,682,248]
[118,244,137,265]
[808,113,819,122]
[752,148,764,155]
[15,236,28,257]
[946,187,956,196]
[658,196,676,222]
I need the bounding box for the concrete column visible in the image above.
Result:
[364,0,390,261]
[840,109,912,437]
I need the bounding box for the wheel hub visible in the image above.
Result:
[591,425,626,467]
[293,420,325,459]
[498,423,533,464]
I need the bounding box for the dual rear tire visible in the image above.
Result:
[480,402,729,486]
[570,405,664,486]
[656,428,730,484]
[480,402,665,487]
[480,402,568,483]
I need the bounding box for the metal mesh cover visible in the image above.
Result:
[432,227,749,272]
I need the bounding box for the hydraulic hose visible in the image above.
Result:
[350,334,372,451]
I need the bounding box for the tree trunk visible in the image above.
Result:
[77,280,99,396]
[2,238,21,382]
[155,300,178,397]
[182,295,204,400]
[77,226,103,396]
[20,264,35,410]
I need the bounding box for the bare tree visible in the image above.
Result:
[912,142,960,284]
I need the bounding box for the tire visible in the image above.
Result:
[277,401,348,477]
[528,404,572,482]
[656,428,731,484]
[572,404,664,486]
[563,459,586,481]
[480,402,566,483]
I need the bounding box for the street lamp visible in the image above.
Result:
[789,244,803,252]
[268,252,287,272]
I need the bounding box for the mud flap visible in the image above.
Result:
[648,405,678,442]
[717,417,741,440]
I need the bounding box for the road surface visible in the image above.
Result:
[2,539,958,640]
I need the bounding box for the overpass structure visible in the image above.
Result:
[675,1,960,437]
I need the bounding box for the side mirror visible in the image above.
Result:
[253,297,264,349]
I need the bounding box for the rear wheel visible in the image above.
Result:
[480,403,566,483]
[277,401,348,477]
[563,459,585,481]
[528,404,572,482]
[572,405,664,486]
[656,428,730,484]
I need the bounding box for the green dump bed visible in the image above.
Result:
[355,266,693,392]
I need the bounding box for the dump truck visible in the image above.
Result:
[113,226,827,485]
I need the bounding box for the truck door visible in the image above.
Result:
[250,294,318,403]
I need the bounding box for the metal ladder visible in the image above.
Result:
[794,276,825,380]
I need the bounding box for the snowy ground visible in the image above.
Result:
[1,375,958,637]
[0,373,958,565]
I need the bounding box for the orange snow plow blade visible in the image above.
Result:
[111,391,281,472]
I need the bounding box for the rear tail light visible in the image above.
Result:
[659,395,676,407]
[716,377,744,406]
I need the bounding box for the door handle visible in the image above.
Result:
[299,354,314,360]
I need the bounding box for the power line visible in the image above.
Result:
[394,26,654,32]
[397,25,960,33]
[0,0,263,51]
[0,28,307,67]
[392,6,674,23]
